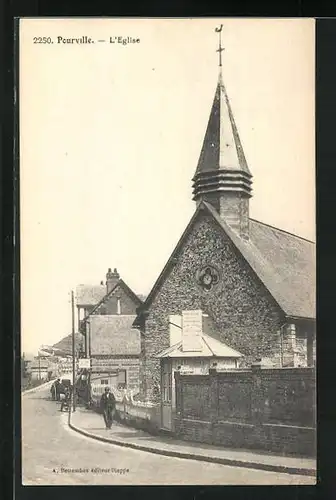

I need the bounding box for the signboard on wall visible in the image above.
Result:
[78,358,91,369]
[179,366,207,375]
[91,358,139,370]
[181,310,203,352]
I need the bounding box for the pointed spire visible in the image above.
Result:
[192,27,253,240]
[194,69,251,178]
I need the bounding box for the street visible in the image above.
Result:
[22,386,314,485]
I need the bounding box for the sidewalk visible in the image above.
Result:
[69,407,316,477]
[22,379,54,395]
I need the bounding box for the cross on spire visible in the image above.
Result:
[215,24,224,68]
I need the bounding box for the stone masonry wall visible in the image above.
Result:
[143,213,284,400]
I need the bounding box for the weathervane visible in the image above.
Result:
[215,24,224,67]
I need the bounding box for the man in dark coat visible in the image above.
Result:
[50,381,56,400]
[54,378,61,401]
[100,387,116,429]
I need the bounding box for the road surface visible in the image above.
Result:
[22,386,314,485]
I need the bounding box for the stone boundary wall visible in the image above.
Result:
[174,366,316,456]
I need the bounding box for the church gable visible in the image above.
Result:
[144,210,283,365]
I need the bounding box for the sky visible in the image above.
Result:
[20,18,315,355]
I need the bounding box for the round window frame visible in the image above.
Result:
[196,264,221,292]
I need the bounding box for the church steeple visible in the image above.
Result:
[192,26,252,240]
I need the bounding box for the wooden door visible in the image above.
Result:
[161,359,172,431]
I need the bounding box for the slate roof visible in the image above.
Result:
[195,74,251,176]
[249,217,315,319]
[76,284,106,307]
[90,315,141,356]
[155,333,243,359]
[135,202,315,322]
[53,333,84,355]
[205,202,315,319]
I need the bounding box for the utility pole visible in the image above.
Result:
[71,290,76,412]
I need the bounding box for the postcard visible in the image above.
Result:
[19,17,316,486]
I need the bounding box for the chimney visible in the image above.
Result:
[106,267,120,294]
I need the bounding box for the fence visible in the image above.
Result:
[89,383,161,433]
[90,384,137,406]
[174,365,316,456]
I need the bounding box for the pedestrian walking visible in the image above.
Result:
[100,387,116,429]
[50,382,56,401]
[54,378,61,401]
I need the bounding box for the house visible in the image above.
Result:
[77,268,144,394]
[88,315,141,393]
[77,268,143,325]
[134,66,315,401]
[28,357,51,381]
[78,267,143,355]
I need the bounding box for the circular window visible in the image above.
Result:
[196,265,220,291]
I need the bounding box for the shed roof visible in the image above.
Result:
[155,333,243,359]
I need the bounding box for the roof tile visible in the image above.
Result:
[90,315,140,356]
[76,285,106,307]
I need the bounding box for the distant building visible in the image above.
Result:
[77,268,144,331]
[29,358,50,381]
[89,315,141,392]
[77,268,144,394]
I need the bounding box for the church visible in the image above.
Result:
[134,54,315,401]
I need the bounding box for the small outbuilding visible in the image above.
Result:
[155,310,243,431]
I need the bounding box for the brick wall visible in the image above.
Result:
[91,356,140,391]
[94,284,138,316]
[219,193,249,240]
[142,213,284,399]
[174,367,316,456]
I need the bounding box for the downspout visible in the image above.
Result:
[279,322,287,367]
